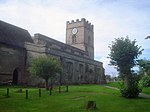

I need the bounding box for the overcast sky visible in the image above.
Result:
[0,0,150,76]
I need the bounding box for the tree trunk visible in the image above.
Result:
[86,101,96,109]
[124,72,133,90]
[124,76,130,88]
[50,78,53,90]
[121,67,132,89]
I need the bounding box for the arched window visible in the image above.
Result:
[79,64,84,74]
[66,62,73,76]
[72,34,76,43]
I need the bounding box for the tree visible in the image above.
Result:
[105,75,111,82]
[108,37,143,98]
[138,59,150,76]
[138,59,150,87]
[29,56,62,90]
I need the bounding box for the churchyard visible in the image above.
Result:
[0,84,150,112]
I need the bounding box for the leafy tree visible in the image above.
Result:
[29,56,62,90]
[140,76,150,87]
[105,75,111,82]
[138,59,150,76]
[138,59,150,87]
[108,37,143,98]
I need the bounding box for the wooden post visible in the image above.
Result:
[86,101,96,109]
[39,89,41,97]
[66,85,68,92]
[18,88,22,93]
[6,88,9,97]
[50,87,52,95]
[59,86,61,93]
[26,90,28,99]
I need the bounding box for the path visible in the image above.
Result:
[104,86,150,99]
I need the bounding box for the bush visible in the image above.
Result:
[120,86,142,98]
[120,76,142,98]
[141,76,150,87]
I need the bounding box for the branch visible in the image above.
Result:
[145,36,150,39]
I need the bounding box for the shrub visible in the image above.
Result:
[120,86,142,98]
[120,76,142,98]
[141,76,150,87]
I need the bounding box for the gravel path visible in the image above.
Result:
[104,86,150,99]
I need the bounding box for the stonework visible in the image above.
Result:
[66,18,94,59]
[0,18,106,85]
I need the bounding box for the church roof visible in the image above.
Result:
[0,20,33,48]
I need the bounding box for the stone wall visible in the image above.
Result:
[25,34,105,85]
[0,43,26,84]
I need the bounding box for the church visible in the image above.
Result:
[0,18,106,85]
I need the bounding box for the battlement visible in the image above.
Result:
[66,18,93,30]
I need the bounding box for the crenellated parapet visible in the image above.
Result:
[66,18,93,30]
[66,18,86,24]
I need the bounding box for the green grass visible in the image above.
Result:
[142,87,150,94]
[0,85,150,112]
[106,81,150,94]
[105,81,123,88]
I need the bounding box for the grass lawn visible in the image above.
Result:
[142,87,150,94]
[105,81,122,88]
[106,81,150,94]
[0,84,150,112]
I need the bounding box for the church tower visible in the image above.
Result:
[66,18,94,59]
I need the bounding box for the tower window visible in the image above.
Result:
[72,34,76,43]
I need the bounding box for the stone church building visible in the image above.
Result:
[0,18,106,85]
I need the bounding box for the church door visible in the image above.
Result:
[13,69,18,85]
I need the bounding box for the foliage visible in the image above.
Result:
[137,59,150,76]
[105,75,111,82]
[106,81,150,94]
[138,59,150,87]
[120,87,141,98]
[105,75,120,82]
[108,37,143,76]
[108,37,143,98]
[120,76,142,98]
[140,76,150,87]
[28,56,62,89]
[145,36,150,39]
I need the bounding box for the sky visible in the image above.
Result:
[0,0,150,76]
